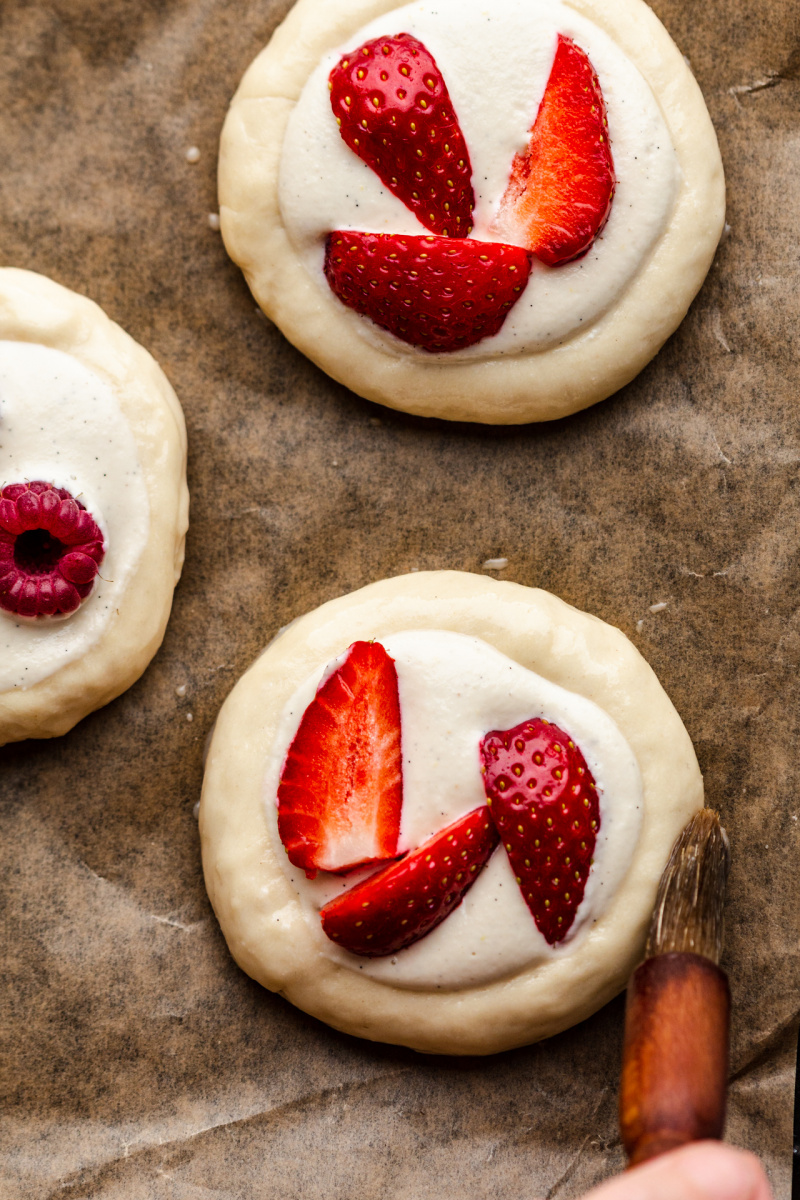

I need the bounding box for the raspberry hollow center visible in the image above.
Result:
[14,528,68,575]
[0,481,106,619]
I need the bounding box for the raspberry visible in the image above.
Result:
[0,482,106,619]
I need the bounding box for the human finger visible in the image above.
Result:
[576,1142,773,1200]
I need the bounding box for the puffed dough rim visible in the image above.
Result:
[200,572,703,1055]
[218,0,726,424]
[0,268,189,745]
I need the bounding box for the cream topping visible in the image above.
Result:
[0,341,149,691]
[279,0,681,359]
[265,630,643,991]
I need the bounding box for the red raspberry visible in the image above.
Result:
[0,482,106,619]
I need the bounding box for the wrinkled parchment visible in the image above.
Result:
[0,0,798,1196]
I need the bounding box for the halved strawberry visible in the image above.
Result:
[321,805,498,957]
[494,35,615,266]
[480,717,600,945]
[277,641,402,876]
[325,231,532,352]
[329,33,474,237]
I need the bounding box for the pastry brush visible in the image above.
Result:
[619,808,731,1166]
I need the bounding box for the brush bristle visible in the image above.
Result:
[645,809,730,964]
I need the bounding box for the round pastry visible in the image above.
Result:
[200,572,703,1055]
[218,0,725,424]
[0,269,189,745]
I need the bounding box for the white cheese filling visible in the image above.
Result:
[265,630,643,990]
[0,341,150,691]
[279,0,681,360]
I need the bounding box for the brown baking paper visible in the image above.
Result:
[1,0,798,1195]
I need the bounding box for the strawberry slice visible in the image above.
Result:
[277,641,402,876]
[494,35,615,266]
[320,805,498,957]
[329,33,474,237]
[324,231,532,352]
[480,717,600,945]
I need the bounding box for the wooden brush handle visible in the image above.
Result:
[620,952,730,1167]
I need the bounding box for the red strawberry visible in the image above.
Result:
[480,717,600,945]
[325,231,532,352]
[321,805,498,957]
[329,33,474,237]
[494,35,615,266]
[0,481,105,619]
[277,641,403,876]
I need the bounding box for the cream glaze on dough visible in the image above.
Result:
[218,0,726,424]
[200,573,703,1054]
[0,270,189,745]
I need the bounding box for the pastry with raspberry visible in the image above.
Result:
[0,269,189,745]
[200,572,702,1054]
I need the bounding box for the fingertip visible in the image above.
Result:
[581,1141,773,1200]
[674,1142,774,1200]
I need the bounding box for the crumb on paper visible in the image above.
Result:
[185,146,201,163]
[729,73,780,98]
[712,309,733,354]
[483,558,509,571]
[649,602,669,614]
[207,212,221,231]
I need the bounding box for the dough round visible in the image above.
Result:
[0,269,189,745]
[218,0,725,424]
[200,572,703,1055]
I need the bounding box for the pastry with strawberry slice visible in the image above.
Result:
[203,574,704,1053]
[321,805,498,956]
[221,0,724,420]
[480,717,600,944]
[329,33,474,238]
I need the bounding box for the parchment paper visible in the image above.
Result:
[1,0,798,1196]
